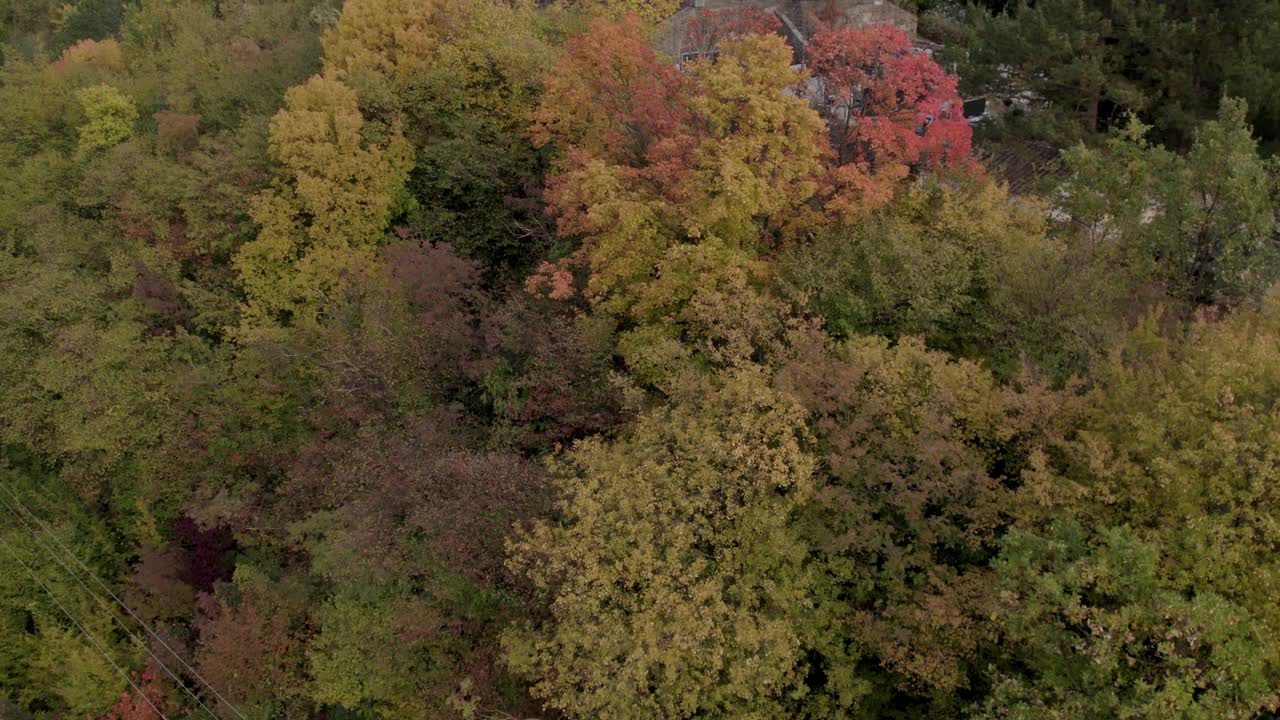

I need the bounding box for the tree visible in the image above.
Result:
[552,0,680,25]
[58,38,125,72]
[121,0,322,132]
[483,291,625,450]
[780,173,1125,380]
[504,369,817,719]
[783,176,1027,348]
[532,14,693,177]
[533,18,824,267]
[1052,297,1280,656]
[123,549,195,629]
[532,19,825,384]
[75,84,137,157]
[682,33,826,243]
[307,591,429,715]
[0,267,181,501]
[0,465,137,717]
[152,110,200,154]
[777,332,1073,714]
[807,24,972,216]
[809,25,968,168]
[315,435,547,705]
[680,5,782,58]
[1226,2,1280,145]
[55,0,128,52]
[390,0,556,272]
[312,0,558,271]
[235,74,413,330]
[960,0,1280,146]
[96,667,172,720]
[280,403,551,717]
[1,0,61,47]
[1147,100,1278,307]
[194,567,311,720]
[978,523,1278,719]
[299,238,491,420]
[961,0,1128,139]
[1053,100,1278,308]
[321,0,441,85]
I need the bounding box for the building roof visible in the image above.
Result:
[976,140,1065,196]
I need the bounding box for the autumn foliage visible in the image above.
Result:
[531,15,695,193]
[95,668,169,720]
[3,3,1280,720]
[533,18,973,304]
[808,25,973,213]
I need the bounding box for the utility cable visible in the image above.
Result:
[0,530,170,720]
[0,483,236,720]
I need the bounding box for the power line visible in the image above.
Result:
[0,530,170,720]
[0,483,242,720]
[0,483,232,720]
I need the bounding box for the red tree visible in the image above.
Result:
[807,25,973,213]
[96,668,169,720]
[194,587,305,710]
[532,15,696,173]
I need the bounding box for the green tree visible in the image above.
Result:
[1066,298,1280,644]
[961,0,1139,140]
[993,294,1280,711]
[0,464,137,717]
[961,0,1280,146]
[393,0,556,271]
[0,176,183,510]
[1,0,61,48]
[781,173,1127,380]
[55,0,127,52]
[979,523,1278,719]
[122,0,322,132]
[1054,100,1278,308]
[318,0,554,133]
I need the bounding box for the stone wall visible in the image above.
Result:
[656,0,917,64]
[843,1,917,33]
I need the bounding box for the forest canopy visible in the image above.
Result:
[1,1,1279,719]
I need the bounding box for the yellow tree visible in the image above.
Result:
[504,368,816,718]
[1061,296,1280,659]
[75,83,137,157]
[236,74,412,331]
[320,0,557,267]
[321,0,442,84]
[682,34,826,245]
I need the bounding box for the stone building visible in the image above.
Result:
[654,0,917,64]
